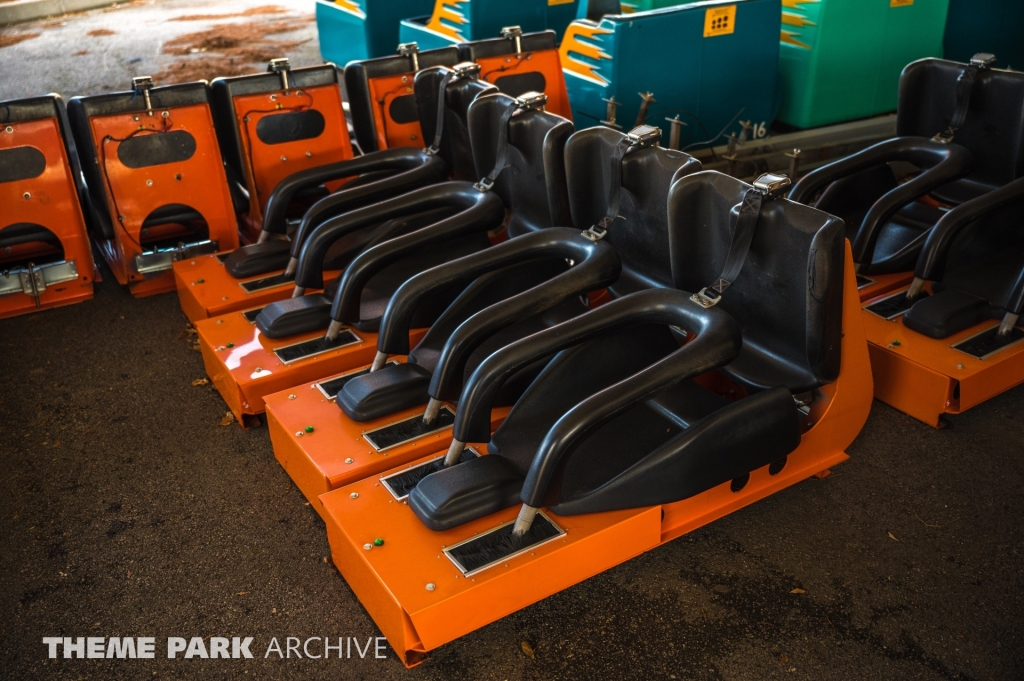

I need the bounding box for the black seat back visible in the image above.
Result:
[344,46,461,153]
[669,171,845,393]
[898,58,1024,202]
[564,127,702,297]
[468,92,573,235]
[414,65,499,182]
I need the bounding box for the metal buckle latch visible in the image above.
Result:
[473,177,495,192]
[690,287,722,309]
[397,42,420,71]
[268,57,291,89]
[500,25,523,55]
[970,53,996,69]
[515,91,547,112]
[0,260,79,299]
[134,240,219,275]
[452,61,481,80]
[626,124,661,148]
[752,172,792,199]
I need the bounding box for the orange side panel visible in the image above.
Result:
[196,309,429,419]
[367,74,424,151]
[231,84,353,240]
[856,270,915,303]
[0,117,95,318]
[476,50,573,122]
[85,103,239,294]
[266,375,510,514]
[862,287,1024,427]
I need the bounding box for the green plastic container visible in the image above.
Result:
[777,0,950,129]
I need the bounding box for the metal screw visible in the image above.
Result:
[280,156,287,162]
[295,431,303,437]
[956,363,965,369]
[162,111,169,118]
[350,492,359,499]
[288,394,296,400]
[425,583,435,591]
[22,192,30,200]
[146,180,153,186]
[222,296,228,301]
[216,319,223,324]
[305,151,312,157]
[133,116,139,121]
[344,458,354,464]
[363,543,372,551]
[4,126,12,133]
[254,367,262,372]
[270,94,277,101]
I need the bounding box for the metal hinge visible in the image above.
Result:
[134,240,219,275]
[0,260,79,298]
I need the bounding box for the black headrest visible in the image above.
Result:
[344,47,461,153]
[669,171,845,393]
[898,58,1024,200]
[209,65,341,191]
[414,66,499,181]
[456,30,557,61]
[564,127,701,296]
[467,93,573,235]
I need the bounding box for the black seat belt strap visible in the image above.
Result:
[933,53,996,144]
[691,173,792,308]
[582,124,662,241]
[474,92,548,192]
[425,62,481,156]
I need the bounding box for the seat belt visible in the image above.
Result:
[691,173,792,309]
[474,91,549,192]
[582,124,662,241]
[932,53,996,144]
[425,62,482,156]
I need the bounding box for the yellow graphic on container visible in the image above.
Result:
[548,0,574,5]
[781,0,819,8]
[704,5,736,37]
[426,0,470,41]
[779,0,816,50]
[782,11,815,27]
[780,29,811,49]
[559,22,613,85]
[335,0,364,17]
[890,0,913,6]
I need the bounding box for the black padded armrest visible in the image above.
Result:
[326,185,506,323]
[915,175,1024,282]
[788,137,974,268]
[261,147,446,237]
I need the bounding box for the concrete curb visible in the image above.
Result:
[1,0,119,26]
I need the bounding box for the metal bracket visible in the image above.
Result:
[690,287,722,309]
[134,240,219,275]
[515,90,547,112]
[397,42,420,71]
[132,76,154,112]
[626,124,661,148]
[452,61,481,80]
[0,260,79,298]
[635,91,656,127]
[500,25,523,55]
[267,57,292,90]
[601,96,621,129]
[664,115,687,150]
[752,172,791,199]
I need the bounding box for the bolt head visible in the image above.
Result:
[146,180,153,186]
[425,583,436,591]
[216,319,223,324]
[957,364,965,369]
[280,156,287,162]
[288,394,296,400]
[305,151,312,157]
[222,296,228,301]
[254,367,262,373]
[350,492,359,499]
[344,458,354,464]
[22,192,30,200]
[363,543,372,551]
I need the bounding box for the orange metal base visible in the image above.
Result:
[196,309,428,421]
[318,243,873,666]
[172,252,341,322]
[265,372,510,516]
[863,288,1024,428]
[857,270,914,303]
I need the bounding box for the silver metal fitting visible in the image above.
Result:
[500,25,524,54]
[626,124,661,148]
[752,172,792,199]
[397,42,420,71]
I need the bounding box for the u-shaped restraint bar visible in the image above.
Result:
[788,138,974,270]
[374,228,621,401]
[447,288,740,522]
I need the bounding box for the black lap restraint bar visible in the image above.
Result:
[426,61,481,156]
[474,91,549,192]
[933,53,996,144]
[582,124,663,241]
[691,173,792,309]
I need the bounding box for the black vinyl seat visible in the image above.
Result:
[218,53,467,280]
[901,174,1024,339]
[255,64,502,339]
[334,100,671,423]
[406,169,845,533]
[790,55,1024,275]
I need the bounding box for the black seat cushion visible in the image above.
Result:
[409,454,525,532]
[337,362,434,421]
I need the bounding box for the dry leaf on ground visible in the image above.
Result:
[219,412,235,426]
[520,641,535,659]
[191,378,209,386]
